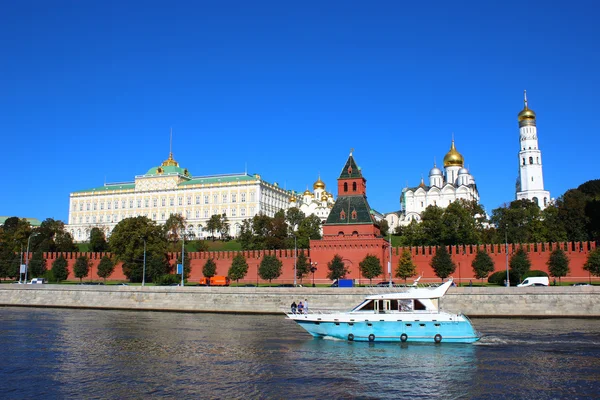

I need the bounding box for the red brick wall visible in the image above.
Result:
[39,242,598,284]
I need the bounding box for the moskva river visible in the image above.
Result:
[1,307,599,399]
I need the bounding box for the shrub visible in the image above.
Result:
[155,274,180,285]
[488,270,519,286]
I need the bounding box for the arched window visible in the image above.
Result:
[352,182,357,191]
[351,210,357,219]
[522,158,526,165]
[536,157,539,164]
[529,157,533,164]
[340,210,346,220]
[544,197,548,206]
[338,231,344,236]
[343,182,348,192]
[532,197,539,206]
[352,231,358,236]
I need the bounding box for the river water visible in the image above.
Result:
[1,307,599,399]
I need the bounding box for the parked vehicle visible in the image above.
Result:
[28,278,47,284]
[517,277,549,287]
[198,276,231,286]
[331,279,354,287]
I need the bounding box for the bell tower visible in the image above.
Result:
[516,91,551,209]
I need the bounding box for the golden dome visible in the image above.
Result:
[321,194,328,201]
[289,195,297,203]
[303,189,312,196]
[518,90,536,125]
[443,140,464,167]
[313,176,326,190]
[161,152,179,167]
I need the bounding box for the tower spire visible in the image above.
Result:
[524,90,528,109]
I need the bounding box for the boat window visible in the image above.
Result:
[390,300,399,310]
[434,323,440,327]
[367,323,372,327]
[348,322,354,326]
[405,323,412,327]
[353,300,375,312]
[414,300,427,310]
[419,323,425,327]
[399,300,412,311]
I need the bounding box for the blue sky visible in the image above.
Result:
[2,1,599,223]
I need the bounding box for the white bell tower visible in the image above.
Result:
[516,91,551,209]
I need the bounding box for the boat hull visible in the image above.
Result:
[293,318,480,344]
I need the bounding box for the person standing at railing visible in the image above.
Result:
[304,299,309,314]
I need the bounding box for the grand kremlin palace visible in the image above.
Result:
[66,151,292,242]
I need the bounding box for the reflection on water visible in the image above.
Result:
[0,308,599,399]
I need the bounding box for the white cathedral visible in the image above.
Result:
[385,91,551,231]
[385,139,480,229]
[288,176,335,224]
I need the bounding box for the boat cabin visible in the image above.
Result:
[351,297,439,313]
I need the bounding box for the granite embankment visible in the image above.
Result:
[0,285,598,317]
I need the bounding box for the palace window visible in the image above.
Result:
[241,193,246,202]
[222,194,227,203]
[107,202,111,210]
[79,203,83,211]
[152,213,156,220]
[204,210,209,218]
[232,194,237,203]
[186,210,191,219]
[178,197,183,206]
[162,198,166,207]
[137,200,141,208]
[78,217,82,223]
[213,195,218,204]
[86,216,89,223]
[145,199,149,207]
[187,196,191,205]
[196,210,200,218]
[93,216,97,223]
[250,207,254,215]
[204,195,209,204]
[93,203,97,211]
[161,213,165,220]
[129,200,133,208]
[231,208,237,217]
[170,198,174,206]
[122,200,126,208]
[250,192,255,202]
[241,208,246,217]
[153,198,157,207]
[196,196,200,205]
[87,203,90,211]
[222,209,227,216]
[99,216,103,222]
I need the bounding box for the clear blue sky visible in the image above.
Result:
[2,1,599,223]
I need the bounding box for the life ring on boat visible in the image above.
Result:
[400,333,408,342]
[434,334,442,344]
[348,333,354,341]
[368,334,375,342]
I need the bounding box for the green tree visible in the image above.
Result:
[258,254,282,282]
[228,254,249,282]
[1,217,32,252]
[441,200,482,245]
[203,258,217,279]
[556,189,589,242]
[327,254,349,281]
[584,248,600,277]
[510,247,531,283]
[238,219,255,250]
[145,254,170,283]
[420,206,444,245]
[296,215,322,248]
[108,216,168,282]
[395,249,417,283]
[491,200,544,244]
[219,214,231,240]
[547,248,570,284]
[164,213,187,249]
[359,254,382,284]
[37,218,77,252]
[540,205,568,243]
[471,250,495,281]
[89,227,108,252]
[73,256,90,282]
[28,250,47,278]
[430,246,456,280]
[51,255,69,282]
[379,219,389,237]
[97,256,115,282]
[286,207,306,231]
[205,215,222,240]
[295,251,310,282]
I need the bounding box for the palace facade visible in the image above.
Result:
[66,151,291,241]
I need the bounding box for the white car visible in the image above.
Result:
[27,278,47,284]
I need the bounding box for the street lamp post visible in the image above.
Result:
[505,224,509,287]
[310,262,317,287]
[293,234,297,287]
[181,233,185,287]
[388,231,393,287]
[142,239,147,287]
[24,233,38,284]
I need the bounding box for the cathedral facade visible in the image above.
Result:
[288,176,335,224]
[385,139,479,230]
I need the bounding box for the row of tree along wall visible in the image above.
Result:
[38,241,598,284]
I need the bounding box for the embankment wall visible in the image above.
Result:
[1,285,598,317]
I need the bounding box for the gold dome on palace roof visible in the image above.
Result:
[161,152,179,167]
[313,176,326,190]
[303,188,312,196]
[443,139,464,167]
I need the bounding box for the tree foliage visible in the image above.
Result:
[584,248,600,277]
[395,249,417,283]
[108,216,168,282]
[51,255,69,282]
[205,214,230,240]
[203,258,217,279]
[359,254,382,283]
[258,255,282,282]
[430,246,456,280]
[28,250,47,278]
[547,248,570,282]
[471,250,495,281]
[228,254,248,282]
[327,254,349,281]
[97,256,115,282]
[89,228,108,252]
[295,251,310,282]
[510,247,531,283]
[73,256,90,282]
